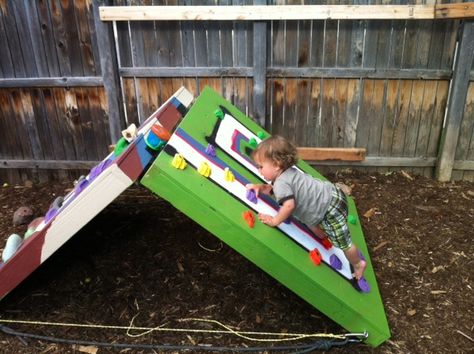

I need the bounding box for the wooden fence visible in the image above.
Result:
[1,0,474,183]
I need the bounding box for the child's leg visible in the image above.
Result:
[309,225,328,240]
[344,245,367,280]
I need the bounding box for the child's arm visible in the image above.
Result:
[245,183,273,197]
[258,198,295,227]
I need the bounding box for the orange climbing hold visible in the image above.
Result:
[242,210,255,228]
[151,124,172,141]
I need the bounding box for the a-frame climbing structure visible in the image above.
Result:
[1,87,390,347]
[140,87,390,347]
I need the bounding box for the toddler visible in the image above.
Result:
[246,135,367,280]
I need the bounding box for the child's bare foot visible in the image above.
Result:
[353,260,367,280]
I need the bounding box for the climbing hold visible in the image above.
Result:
[114,137,129,157]
[52,196,64,210]
[74,175,89,194]
[89,158,113,180]
[224,167,235,182]
[121,123,138,142]
[246,189,258,204]
[151,123,171,141]
[44,207,58,224]
[2,234,23,263]
[198,162,212,177]
[214,108,224,119]
[309,249,322,266]
[205,144,216,157]
[357,277,371,293]
[249,137,258,148]
[348,215,357,225]
[12,206,34,226]
[329,254,342,270]
[321,237,333,250]
[145,130,165,150]
[257,131,266,139]
[171,153,187,170]
[24,217,44,239]
[242,210,255,228]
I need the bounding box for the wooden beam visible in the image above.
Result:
[268,68,452,80]
[9,157,474,170]
[118,66,451,80]
[1,160,98,169]
[119,66,253,77]
[0,77,103,88]
[435,21,474,182]
[99,4,474,21]
[297,148,366,162]
[313,157,437,167]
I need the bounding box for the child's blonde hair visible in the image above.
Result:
[252,135,298,170]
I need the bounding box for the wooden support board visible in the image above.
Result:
[297,147,366,162]
[100,3,474,21]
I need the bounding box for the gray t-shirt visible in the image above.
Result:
[273,167,334,227]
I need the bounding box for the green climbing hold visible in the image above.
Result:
[214,109,224,119]
[249,137,258,148]
[257,131,266,139]
[348,215,357,225]
[114,137,129,157]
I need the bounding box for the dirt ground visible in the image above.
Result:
[0,170,472,354]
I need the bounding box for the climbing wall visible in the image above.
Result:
[140,87,390,347]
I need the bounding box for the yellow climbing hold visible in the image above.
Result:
[171,153,187,170]
[198,162,212,177]
[224,167,235,182]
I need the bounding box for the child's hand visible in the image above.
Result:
[258,213,278,227]
[246,183,272,197]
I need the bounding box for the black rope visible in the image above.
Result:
[0,324,359,352]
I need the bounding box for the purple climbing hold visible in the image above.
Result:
[246,189,258,204]
[74,177,89,194]
[44,208,58,224]
[89,158,113,180]
[205,144,216,157]
[329,254,342,270]
[357,277,371,293]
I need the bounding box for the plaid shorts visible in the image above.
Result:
[319,187,352,250]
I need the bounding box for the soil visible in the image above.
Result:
[0,170,473,354]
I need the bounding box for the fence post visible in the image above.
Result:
[253,0,267,128]
[92,0,124,143]
[435,20,474,182]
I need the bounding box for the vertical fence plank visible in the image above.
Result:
[391,80,412,157]
[436,21,474,181]
[454,82,474,181]
[379,79,398,157]
[75,0,98,76]
[93,0,124,142]
[60,0,85,76]
[253,0,266,126]
[1,2,26,77]
[35,0,61,76]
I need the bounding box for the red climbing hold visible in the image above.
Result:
[309,249,322,265]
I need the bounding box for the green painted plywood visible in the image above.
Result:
[140,87,390,347]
